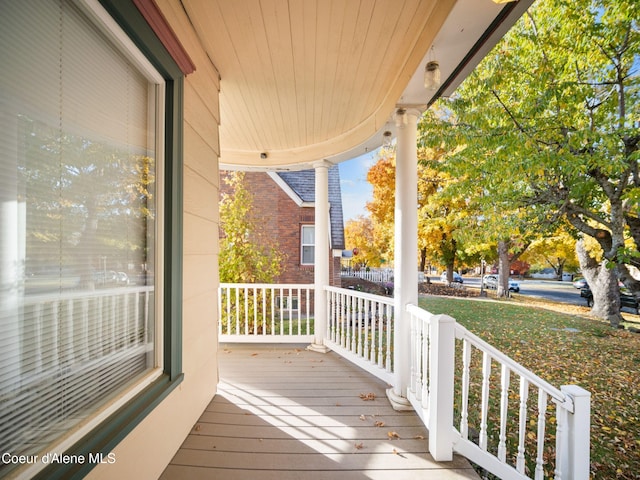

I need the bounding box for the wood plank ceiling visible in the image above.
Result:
[180,0,532,170]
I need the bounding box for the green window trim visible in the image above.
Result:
[33,1,184,478]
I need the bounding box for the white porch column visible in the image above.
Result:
[308,161,330,353]
[387,108,419,410]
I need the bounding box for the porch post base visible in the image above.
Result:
[307,343,329,354]
[386,388,414,411]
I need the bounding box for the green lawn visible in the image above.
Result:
[419,295,640,480]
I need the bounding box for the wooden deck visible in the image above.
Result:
[161,344,479,480]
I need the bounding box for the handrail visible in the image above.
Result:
[451,319,572,412]
[405,302,589,480]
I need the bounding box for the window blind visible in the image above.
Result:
[0,0,159,467]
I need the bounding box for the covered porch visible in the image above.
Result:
[162,344,478,479]
[195,284,590,480]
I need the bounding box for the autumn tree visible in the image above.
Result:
[366,147,470,278]
[421,0,639,321]
[344,215,383,268]
[417,147,469,281]
[521,228,579,279]
[219,172,284,283]
[366,153,396,264]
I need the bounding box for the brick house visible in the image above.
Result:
[220,166,345,287]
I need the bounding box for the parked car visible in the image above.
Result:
[440,272,463,283]
[482,274,520,292]
[580,285,639,314]
[572,277,587,289]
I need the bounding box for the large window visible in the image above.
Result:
[301,225,315,265]
[0,0,172,475]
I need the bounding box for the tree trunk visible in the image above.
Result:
[420,247,427,273]
[445,263,455,284]
[497,240,510,298]
[576,240,623,328]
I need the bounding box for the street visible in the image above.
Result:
[434,276,586,306]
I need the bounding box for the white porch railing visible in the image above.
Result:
[3,287,154,456]
[406,304,590,480]
[324,286,395,385]
[219,283,315,342]
[216,284,590,480]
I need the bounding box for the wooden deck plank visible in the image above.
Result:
[161,344,479,479]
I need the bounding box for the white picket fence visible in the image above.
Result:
[342,268,426,284]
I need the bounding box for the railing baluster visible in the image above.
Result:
[420,317,428,409]
[234,287,240,335]
[554,400,567,480]
[296,288,301,335]
[361,297,368,360]
[251,286,257,335]
[479,352,491,450]
[261,286,267,335]
[344,294,349,350]
[339,292,345,347]
[356,296,362,356]
[460,339,471,440]
[498,365,510,462]
[351,295,357,354]
[535,389,548,480]
[384,303,392,372]
[305,288,312,335]
[410,310,418,399]
[517,378,530,473]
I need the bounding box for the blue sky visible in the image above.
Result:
[338,148,380,223]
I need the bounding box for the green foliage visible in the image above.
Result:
[420,0,640,308]
[218,172,285,283]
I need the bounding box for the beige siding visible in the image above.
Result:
[87,0,221,478]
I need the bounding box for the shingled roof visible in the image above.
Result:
[276,166,345,250]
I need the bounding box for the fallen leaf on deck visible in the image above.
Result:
[359,415,366,421]
[374,421,385,427]
[359,392,376,401]
[388,431,400,439]
[354,442,364,450]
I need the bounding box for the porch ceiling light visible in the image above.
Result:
[382,130,393,147]
[424,61,440,91]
